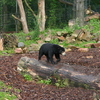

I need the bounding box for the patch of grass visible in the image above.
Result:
[50,38,59,44]
[72,40,96,48]
[0,49,14,56]
[37,74,91,89]
[84,19,100,33]
[0,18,100,56]
[0,81,20,100]
[37,75,69,88]
[60,40,96,48]
[21,73,33,81]
[38,78,51,85]
[0,92,16,100]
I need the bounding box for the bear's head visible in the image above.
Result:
[58,47,66,56]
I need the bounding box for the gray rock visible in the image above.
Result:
[18,42,25,48]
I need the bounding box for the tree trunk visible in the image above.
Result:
[38,0,46,31]
[0,35,3,51]
[74,0,84,27]
[17,0,29,33]
[17,57,100,89]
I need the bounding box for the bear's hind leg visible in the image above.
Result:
[45,54,50,63]
[38,52,43,60]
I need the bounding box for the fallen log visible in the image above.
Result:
[17,56,100,89]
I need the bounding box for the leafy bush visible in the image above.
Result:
[83,19,100,33]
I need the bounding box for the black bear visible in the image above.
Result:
[38,43,66,64]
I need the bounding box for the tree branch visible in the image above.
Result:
[12,14,22,22]
[24,0,37,18]
[59,0,73,6]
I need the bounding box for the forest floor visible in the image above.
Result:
[0,48,100,100]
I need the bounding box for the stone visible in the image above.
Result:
[56,31,62,36]
[81,55,93,59]
[14,48,23,54]
[78,48,89,52]
[66,36,75,43]
[77,29,92,41]
[25,36,31,40]
[85,13,100,21]
[67,45,79,50]
[36,40,44,44]
[72,33,78,38]
[97,41,100,43]
[92,35,100,42]
[91,43,100,48]
[22,47,28,53]
[84,43,94,48]
[68,19,75,27]
[73,29,82,37]
[58,36,65,41]
[45,37,51,42]
[77,32,85,40]
[18,42,25,48]
[65,48,71,52]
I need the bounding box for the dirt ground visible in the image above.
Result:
[0,48,100,100]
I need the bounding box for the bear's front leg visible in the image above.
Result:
[48,53,56,64]
[55,54,61,63]
[49,57,56,64]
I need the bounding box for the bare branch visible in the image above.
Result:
[24,0,37,17]
[12,14,22,22]
[59,0,73,6]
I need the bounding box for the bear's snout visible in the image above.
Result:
[61,52,66,56]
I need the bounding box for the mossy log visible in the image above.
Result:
[17,56,100,89]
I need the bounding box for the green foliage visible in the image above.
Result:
[63,24,81,35]
[52,76,69,87]
[47,0,57,28]
[38,78,51,85]
[0,92,16,100]
[31,17,40,39]
[70,41,96,48]
[14,31,36,45]
[37,74,91,89]
[37,74,69,88]
[1,18,100,55]
[0,49,14,56]
[0,81,20,100]
[22,73,33,81]
[50,38,59,44]
[2,0,15,6]
[83,19,100,33]
[89,19,100,33]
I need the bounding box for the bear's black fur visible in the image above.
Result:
[38,43,66,64]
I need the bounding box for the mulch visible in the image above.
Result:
[0,48,100,100]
